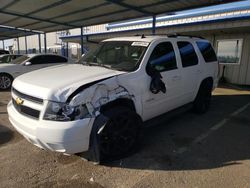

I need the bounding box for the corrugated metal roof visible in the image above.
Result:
[0,0,240,35]
[0,25,41,40]
[60,14,250,43]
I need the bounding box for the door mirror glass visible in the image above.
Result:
[24,61,32,66]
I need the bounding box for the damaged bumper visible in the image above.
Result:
[7,101,95,154]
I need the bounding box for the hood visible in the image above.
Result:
[13,64,125,102]
[0,63,16,68]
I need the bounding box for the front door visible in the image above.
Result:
[142,41,183,121]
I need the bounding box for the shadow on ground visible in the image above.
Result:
[0,124,14,145]
[102,94,250,171]
[0,124,23,146]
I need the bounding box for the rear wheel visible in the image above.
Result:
[0,74,13,91]
[100,106,142,160]
[193,83,212,114]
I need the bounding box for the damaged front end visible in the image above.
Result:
[54,76,135,163]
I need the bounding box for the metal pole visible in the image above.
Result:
[2,40,5,50]
[17,37,20,54]
[66,42,69,57]
[38,33,41,53]
[25,36,28,54]
[80,27,84,55]
[152,15,156,35]
[44,33,47,53]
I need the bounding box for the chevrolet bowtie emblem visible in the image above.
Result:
[15,97,24,105]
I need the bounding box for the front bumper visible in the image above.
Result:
[7,101,94,154]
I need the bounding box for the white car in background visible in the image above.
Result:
[0,54,69,90]
[0,54,23,64]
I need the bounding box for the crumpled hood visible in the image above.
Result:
[13,64,125,102]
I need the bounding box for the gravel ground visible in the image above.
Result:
[0,86,250,188]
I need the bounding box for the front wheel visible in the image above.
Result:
[0,74,13,91]
[100,106,142,160]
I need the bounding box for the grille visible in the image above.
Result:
[12,88,43,104]
[12,98,40,119]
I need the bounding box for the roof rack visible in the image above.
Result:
[168,33,205,39]
[134,33,204,39]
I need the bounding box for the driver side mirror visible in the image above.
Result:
[146,64,166,94]
[24,61,32,66]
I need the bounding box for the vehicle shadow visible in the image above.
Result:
[103,94,250,171]
[0,124,14,146]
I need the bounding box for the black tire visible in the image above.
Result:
[0,73,13,91]
[100,106,142,160]
[193,83,212,114]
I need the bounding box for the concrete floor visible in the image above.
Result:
[0,86,250,188]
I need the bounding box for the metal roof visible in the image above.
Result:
[0,25,41,40]
[0,0,240,35]
[60,14,250,43]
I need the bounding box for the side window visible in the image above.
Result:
[196,41,217,63]
[148,42,177,72]
[2,56,9,63]
[30,55,67,64]
[29,56,44,65]
[52,55,68,63]
[177,42,198,67]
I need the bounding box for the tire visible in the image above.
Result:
[99,106,142,160]
[193,83,212,114]
[0,73,13,91]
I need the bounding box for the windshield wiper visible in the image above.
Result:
[85,62,113,69]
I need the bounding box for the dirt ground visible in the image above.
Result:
[0,86,250,188]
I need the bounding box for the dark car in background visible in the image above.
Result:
[0,50,9,54]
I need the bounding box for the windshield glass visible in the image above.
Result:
[10,55,29,64]
[80,41,148,72]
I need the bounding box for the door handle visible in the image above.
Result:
[172,75,181,81]
[197,70,202,74]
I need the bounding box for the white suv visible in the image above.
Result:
[7,35,218,162]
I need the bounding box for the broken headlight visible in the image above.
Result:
[43,101,90,121]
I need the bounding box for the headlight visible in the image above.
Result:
[43,101,90,121]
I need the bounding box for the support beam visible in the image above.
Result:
[38,33,41,53]
[152,15,156,35]
[66,42,69,57]
[44,33,47,53]
[17,37,20,54]
[80,27,84,55]
[2,40,5,50]
[25,36,28,54]
[105,0,153,15]
[0,0,71,25]
[0,10,77,28]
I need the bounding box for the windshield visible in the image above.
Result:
[80,41,148,72]
[10,55,29,64]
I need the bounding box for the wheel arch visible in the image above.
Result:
[0,72,14,79]
[194,77,214,100]
[200,77,214,90]
[100,98,136,113]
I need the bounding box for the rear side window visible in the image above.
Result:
[29,56,44,65]
[196,41,217,62]
[50,55,68,63]
[177,42,198,67]
[31,55,67,64]
[148,42,177,72]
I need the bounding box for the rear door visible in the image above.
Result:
[142,41,183,120]
[176,41,201,103]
